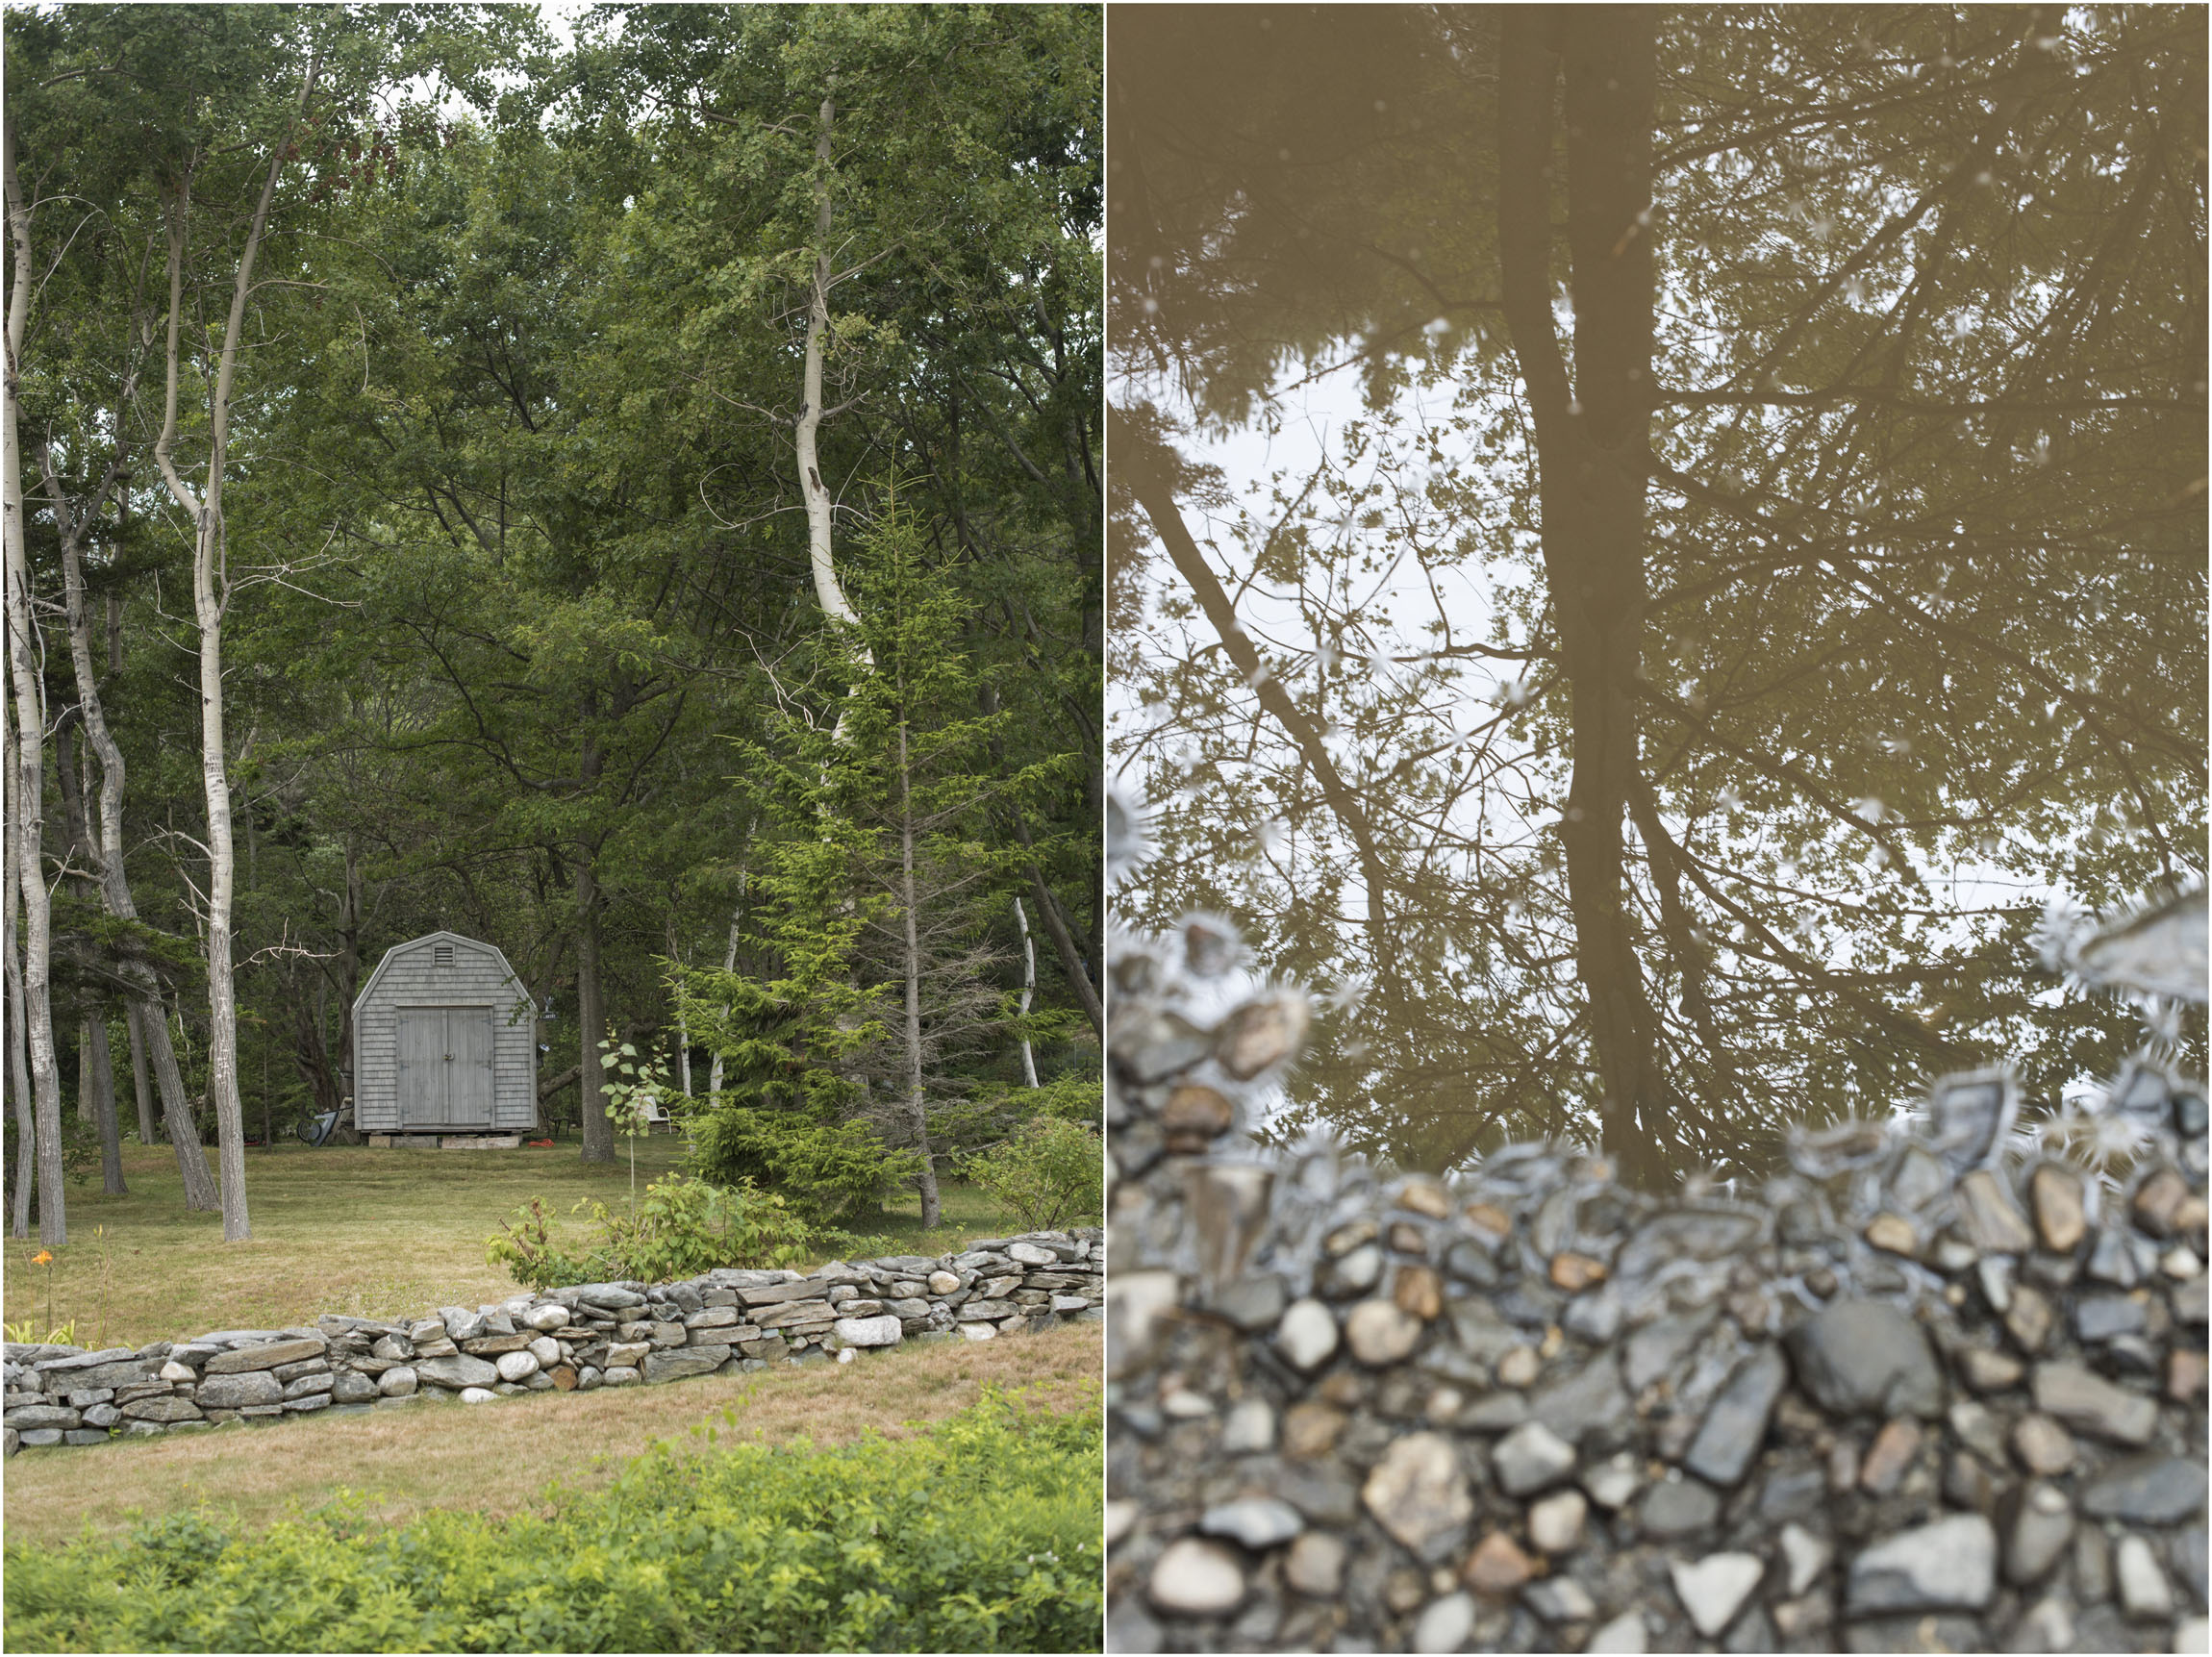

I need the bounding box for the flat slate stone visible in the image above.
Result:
[641,1347,729,1383]
[203,1338,325,1375]
[412,1354,499,1391]
[2030,1361,2157,1445]
[1683,1344,1787,1487]
[2078,1455,2207,1524]
[194,1371,284,1410]
[1846,1514,1997,1615]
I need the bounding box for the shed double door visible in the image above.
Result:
[395,1007,495,1129]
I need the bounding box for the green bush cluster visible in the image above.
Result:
[4,1393,1102,1653]
[688,1105,925,1225]
[486,1173,890,1293]
[961,1115,1103,1234]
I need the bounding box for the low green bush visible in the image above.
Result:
[4,1392,1102,1654]
[486,1173,891,1293]
[689,1106,925,1225]
[961,1116,1103,1233]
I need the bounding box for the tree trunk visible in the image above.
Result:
[796,93,866,641]
[3,139,65,1244]
[706,903,740,1105]
[1496,8,1672,1187]
[1014,896,1041,1088]
[126,1005,154,1144]
[85,1015,124,1194]
[6,855,34,1239]
[575,854,614,1164]
[894,718,941,1229]
[48,451,216,1204]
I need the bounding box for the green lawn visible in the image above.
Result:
[4,1135,1033,1350]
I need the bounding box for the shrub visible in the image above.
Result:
[486,1174,888,1293]
[962,1116,1102,1233]
[2,1392,1103,1654]
[689,1106,924,1225]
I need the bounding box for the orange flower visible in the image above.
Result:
[31,1250,52,1267]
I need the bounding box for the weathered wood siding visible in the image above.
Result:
[353,933,538,1134]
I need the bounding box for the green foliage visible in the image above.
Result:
[3,1392,1103,1654]
[961,1117,1102,1235]
[486,1173,879,1292]
[689,1108,924,1228]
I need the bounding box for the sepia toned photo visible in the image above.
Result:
[1104,7,2204,1653]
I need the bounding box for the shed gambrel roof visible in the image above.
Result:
[352,930,528,1014]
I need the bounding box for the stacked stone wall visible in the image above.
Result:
[2,1228,1101,1454]
[1104,920,2208,1655]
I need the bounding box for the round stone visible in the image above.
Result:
[1785,1300,1946,1418]
[527,1336,561,1367]
[1362,1432,1473,1557]
[1275,1299,1340,1371]
[525,1304,567,1332]
[1147,1537,1246,1617]
[1493,1419,1576,1496]
[458,1387,496,1405]
[1345,1298,1422,1366]
[1199,1497,1303,1550]
[1411,1592,1474,1653]
[927,1270,960,1295]
[1847,1513,1997,1614]
[1284,1531,1347,1597]
[1528,1488,1587,1554]
[1587,1610,1647,1653]
[377,1367,417,1397]
[2010,1412,2076,1475]
[495,1350,540,1383]
[957,1323,997,1342]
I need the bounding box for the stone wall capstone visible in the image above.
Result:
[1104,914,2208,1655]
[2,1230,1101,1454]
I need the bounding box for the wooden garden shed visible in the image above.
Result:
[352,931,539,1141]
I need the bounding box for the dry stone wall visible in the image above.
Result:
[1103,919,2208,1655]
[3,1229,1101,1454]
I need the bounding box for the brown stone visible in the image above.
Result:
[1548,1252,1607,1293]
[1827,1439,1860,1492]
[1464,1203,1512,1243]
[1394,1265,1444,1321]
[1957,1170,2037,1255]
[2010,1412,2076,1475]
[2167,1349,2206,1402]
[2133,1168,2192,1238]
[1864,1213,1920,1257]
[1387,1222,1429,1256]
[1858,1418,1922,1494]
[1281,1402,1347,1460]
[548,1365,579,1392]
[1461,1531,1534,1596]
[1398,1179,1450,1219]
[2004,1284,2056,1354]
[1161,1084,1235,1142]
[1214,994,1309,1080]
[2030,1166,2087,1254]
[1959,1346,2025,1393]
[202,1338,325,1375]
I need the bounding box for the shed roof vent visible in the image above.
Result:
[433,942,454,968]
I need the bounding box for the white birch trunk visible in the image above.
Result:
[895,717,941,1229]
[2,121,65,1244]
[150,54,317,1241]
[1013,896,1041,1088]
[706,902,739,1105]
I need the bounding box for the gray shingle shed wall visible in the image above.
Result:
[352,931,538,1135]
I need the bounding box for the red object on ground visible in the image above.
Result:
[527,1139,554,1147]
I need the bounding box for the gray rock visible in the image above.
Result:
[331,1371,377,1404]
[3,1405,79,1430]
[1410,1591,1475,1653]
[2114,1534,2173,1619]
[831,1315,901,1348]
[601,1366,640,1387]
[641,1347,726,1384]
[193,1371,284,1410]
[1639,1475,1722,1538]
[494,1351,540,1383]
[440,1307,487,1343]
[1846,1513,1998,1614]
[458,1387,495,1405]
[2030,1360,2157,1445]
[16,1428,62,1447]
[1683,1344,1786,1487]
[412,1353,499,1390]
[1587,1610,1648,1653]
[281,1372,333,1400]
[1344,1298,1422,1366]
[78,1402,120,1428]
[1785,1300,1945,1418]
[203,1337,324,1375]
[120,1394,204,1423]
[2078,1455,2207,1524]
[1493,1420,1577,1496]
[2004,1482,2074,1586]
[1147,1537,1246,1617]
[378,1367,418,1397]
[1529,1355,1629,1444]
[1670,1552,1765,1638]
[1199,1497,1304,1549]
[1779,1522,1832,1595]
[1521,1575,1596,1623]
